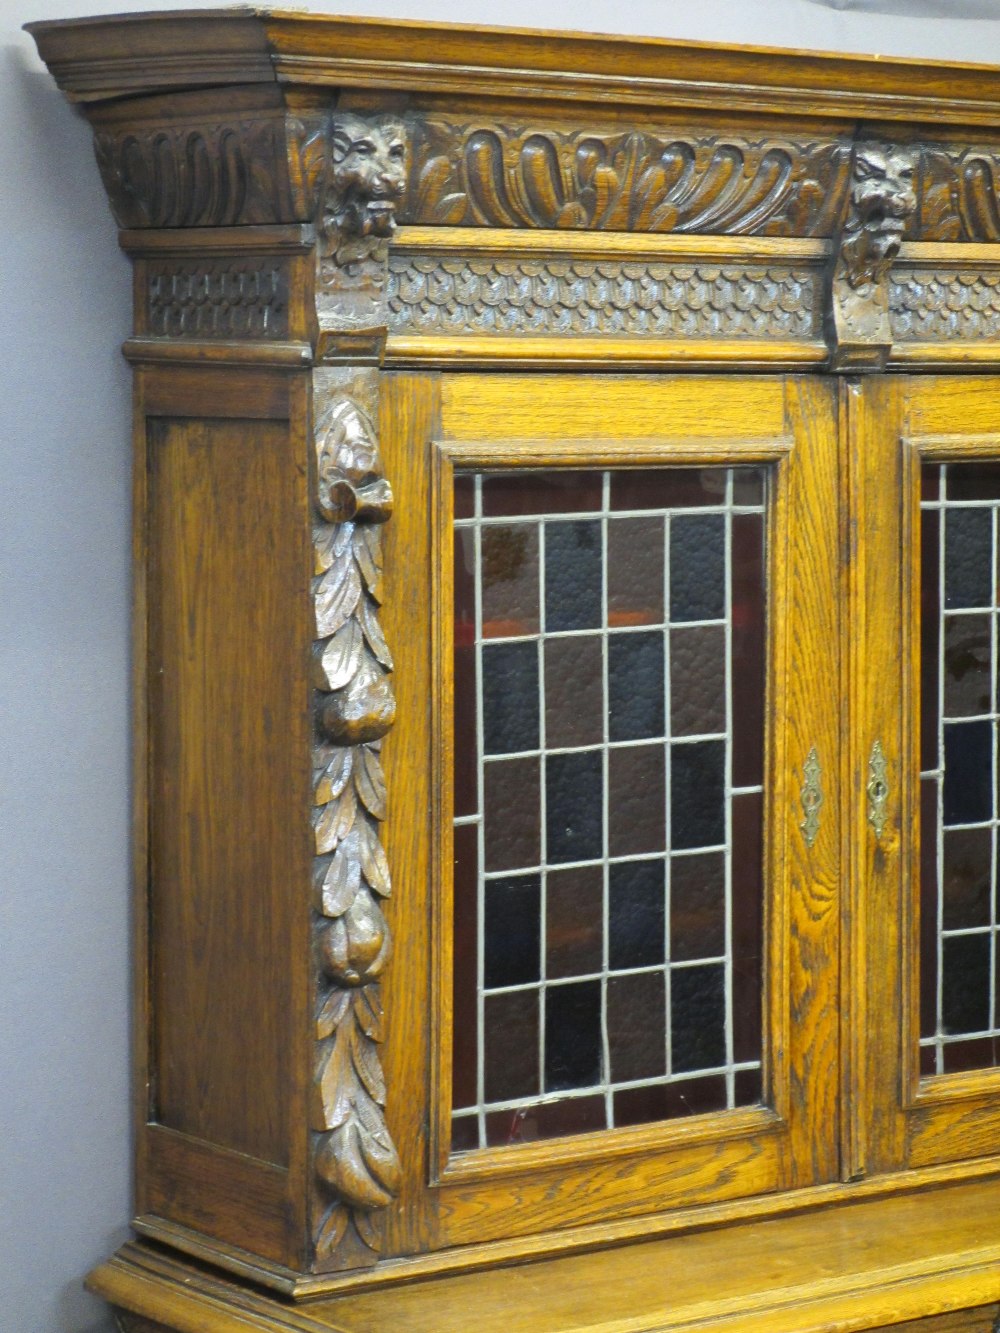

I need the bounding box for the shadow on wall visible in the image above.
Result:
[805,0,1000,15]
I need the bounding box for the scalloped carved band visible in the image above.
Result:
[891,270,1000,341]
[147,260,289,338]
[387,256,820,339]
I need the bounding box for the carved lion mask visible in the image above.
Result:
[328,113,408,238]
[843,142,917,287]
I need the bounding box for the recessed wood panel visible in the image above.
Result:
[147,415,311,1167]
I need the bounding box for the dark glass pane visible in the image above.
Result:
[452,821,479,1109]
[454,641,478,819]
[671,740,726,850]
[482,524,539,639]
[732,467,765,506]
[942,720,993,825]
[611,468,725,511]
[454,529,478,817]
[670,512,725,623]
[941,933,991,1035]
[734,1067,763,1107]
[454,473,475,520]
[484,875,541,988]
[671,963,726,1073]
[544,520,602,631]
[546,751,603,863]
[608,859,666,969]
[670,625,726,738]
[544,981,602,1091]
[920,507,940,773]
[485,1095,605,1146]
[608,632,665,741]
[545,636,603,749]
[919,777,939,1040]
[920,1044,937,1077]
[614,1075,727,1127]
[670,852,726,962]
[482,641,539,755]
[451,1114,479,1152]
[608,745,666,857]
[607,516,665,628]
[921,464,940,502]
[943,613,992,718]
[944,508,992,609]
[607,972,667,1082]
[482,470,602,518]
[483,757,540,872]
[731,791,764,1064]
[942,827,992,930]
[948,463,1000,501]
[941,1035,1000,1073]
[731,512,766,787]
[484,990,539,1102]
[546,865,603,979]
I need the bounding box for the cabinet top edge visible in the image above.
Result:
[24,6,1000,125]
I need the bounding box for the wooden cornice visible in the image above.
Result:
[25,7,1000,127]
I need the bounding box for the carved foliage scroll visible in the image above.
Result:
[309,111,407,1269]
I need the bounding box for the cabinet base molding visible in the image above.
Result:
[94,1175,1000,1333]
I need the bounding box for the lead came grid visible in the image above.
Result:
[451,467,767,1152]
[920,463,1000,1075]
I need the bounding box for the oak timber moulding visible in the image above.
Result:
[26,8,1000,1332]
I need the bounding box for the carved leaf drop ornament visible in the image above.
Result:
[308,111,407,1266]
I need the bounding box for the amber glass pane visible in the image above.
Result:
[451,467,768,1153]
[920,462,1000,1076]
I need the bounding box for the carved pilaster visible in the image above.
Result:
[308,111,407,1269]
[828,139,917,371]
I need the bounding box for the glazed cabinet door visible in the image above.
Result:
[858,377,1000,1180]
[378,372,842,1257]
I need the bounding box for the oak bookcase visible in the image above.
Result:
[27,10,1000,1331]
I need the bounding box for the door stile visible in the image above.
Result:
[843,375,911,1178]
[780,377,843,1189]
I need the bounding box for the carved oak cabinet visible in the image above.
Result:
[28,10,1000,1332]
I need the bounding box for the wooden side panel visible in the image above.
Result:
[141,1126,291,1263]
[145,412,312,1173]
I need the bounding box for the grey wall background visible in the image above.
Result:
[5,1,1000,1329]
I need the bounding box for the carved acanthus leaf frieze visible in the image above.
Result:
[387,255,819,339]
[92,113,329,229]
[404,121,852,236]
